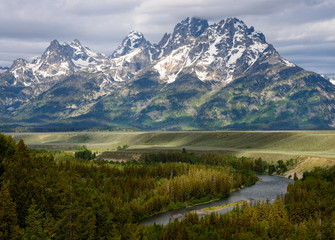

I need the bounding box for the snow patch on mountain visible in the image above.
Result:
[72,58,91,68]
[154,45,193,83]
[195,70,208,81]
[201,34,225,65]
[247,42,268,66]
[281,58,295,67]
[227,46,246,66]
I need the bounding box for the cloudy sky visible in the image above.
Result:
[0,0,334,77]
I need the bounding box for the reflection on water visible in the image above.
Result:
[141,174,294,226]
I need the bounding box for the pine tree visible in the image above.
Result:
[0,184,21,239]
[22,200,50,240]
[52,171,96,239]
[0,134,16,180]
[4,139,37,227]
[268,199,291,238]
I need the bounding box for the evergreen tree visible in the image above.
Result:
[268,199,291,238]
[52,172,96,240]
[22,200,50,240]
[0,184,21,239]
[4,139,37,227]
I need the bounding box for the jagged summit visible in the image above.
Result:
[70,39,82,46]
[48,39,61,48]
[156,17,209,57]
[3,38,105,91]
[111,30,151,58]
[10,58,29,69]
[173,17,209,38]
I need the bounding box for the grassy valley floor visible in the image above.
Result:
[7,131,335,176]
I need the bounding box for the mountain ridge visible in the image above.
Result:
[1,17,335,131]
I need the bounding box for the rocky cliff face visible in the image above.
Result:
[1,17,335,130]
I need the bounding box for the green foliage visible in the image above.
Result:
[0,134,16,184]
[2,133,333,239]
[116,144,129,151]
[22,200,50,240]
[0,184,22,239]
[149,166,335,239]
[74,149,95,161]
[0,134,258,239]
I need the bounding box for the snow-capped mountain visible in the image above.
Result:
[1,17,335,131]
[153,17,294,84]
[2,17,295,89]
[6,39,105,87]
[87,31,157,82]
[0,39,112,113]
[111,30,152,58]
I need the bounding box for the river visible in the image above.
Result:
[141,174,294,226]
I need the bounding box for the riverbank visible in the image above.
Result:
[141,175,293,226]
[195,200,252,215]
[141,195,228,221]
[141,181,255,222]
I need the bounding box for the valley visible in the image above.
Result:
[2,133,335,238]
[10,131,335,177]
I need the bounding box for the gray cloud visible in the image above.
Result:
[0,0,334,77]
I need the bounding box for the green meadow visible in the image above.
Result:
[7,131,335,160]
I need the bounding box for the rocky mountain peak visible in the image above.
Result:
[69,39,104,64]
[40,40,73,65]
[153,17,276,84]
[5,38,105,90]
[111,30,151,58]
[157,17,209,56]
[10,58,29,70]
[225,18,265,43]
[225,17,246,27]
[48,39,61,49]
[174,17,209,38]
[70,39,82,47]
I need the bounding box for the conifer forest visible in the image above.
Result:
[1,133,335,239]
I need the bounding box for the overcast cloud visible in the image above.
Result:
[0,0,334,77]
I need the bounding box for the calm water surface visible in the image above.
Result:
[141,174,294,226]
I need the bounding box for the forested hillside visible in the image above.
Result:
[147,167,335,239]
[0,134,259,239]
[1,133,334,239]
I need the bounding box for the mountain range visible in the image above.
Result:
[1,17,335,131]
